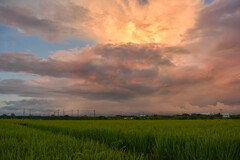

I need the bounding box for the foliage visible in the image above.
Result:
[0,119,239,160]
[1,113,238,120]
[10,113,16,118]
[0,114,7,119]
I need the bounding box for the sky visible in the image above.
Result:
[0,0,240,116]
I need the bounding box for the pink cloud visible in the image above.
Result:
[0,0,240,114]
[0,0,201,43]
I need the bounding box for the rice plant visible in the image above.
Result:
[0,119,239,159]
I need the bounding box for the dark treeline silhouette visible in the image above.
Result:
[1,113,240,120]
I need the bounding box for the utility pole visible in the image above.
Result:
[23,108,25,116]
[93,109,96,118]
[63,109,64,116]
[77,110,79,117]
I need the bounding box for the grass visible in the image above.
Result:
[0,119,239,159]
[0,120,143,160]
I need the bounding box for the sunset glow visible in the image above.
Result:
[0,0,240,115]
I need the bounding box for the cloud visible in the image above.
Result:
[0,0,201,43]
[0,99,61,115]
[0,36,239,113]
[137,0,149,5]
[0,4,91,42]
[0,43,186,79]
[0,79,54,98]
[0,43,192,101]
[0,0,240,114]
[185,0,240,43]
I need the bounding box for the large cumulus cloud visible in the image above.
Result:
[0,0,240,114]
[0,43,191,100]
[0,0,201,44]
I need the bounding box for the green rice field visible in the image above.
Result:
[0,119,239,160]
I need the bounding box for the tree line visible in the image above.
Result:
[1,113,240,120]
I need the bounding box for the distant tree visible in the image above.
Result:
[215,113,222,119]
[190,114,198,119]
[230,115,240,119]
[81,115,89,120]
[98,116,107,120]
[63,115,70,119]
[1,114,7,119]
[29,115,33,119]
[10,113,16,119]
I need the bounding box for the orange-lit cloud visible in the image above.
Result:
[76,0,202,44]
[1,0,240,114]
[0,0,202,44]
